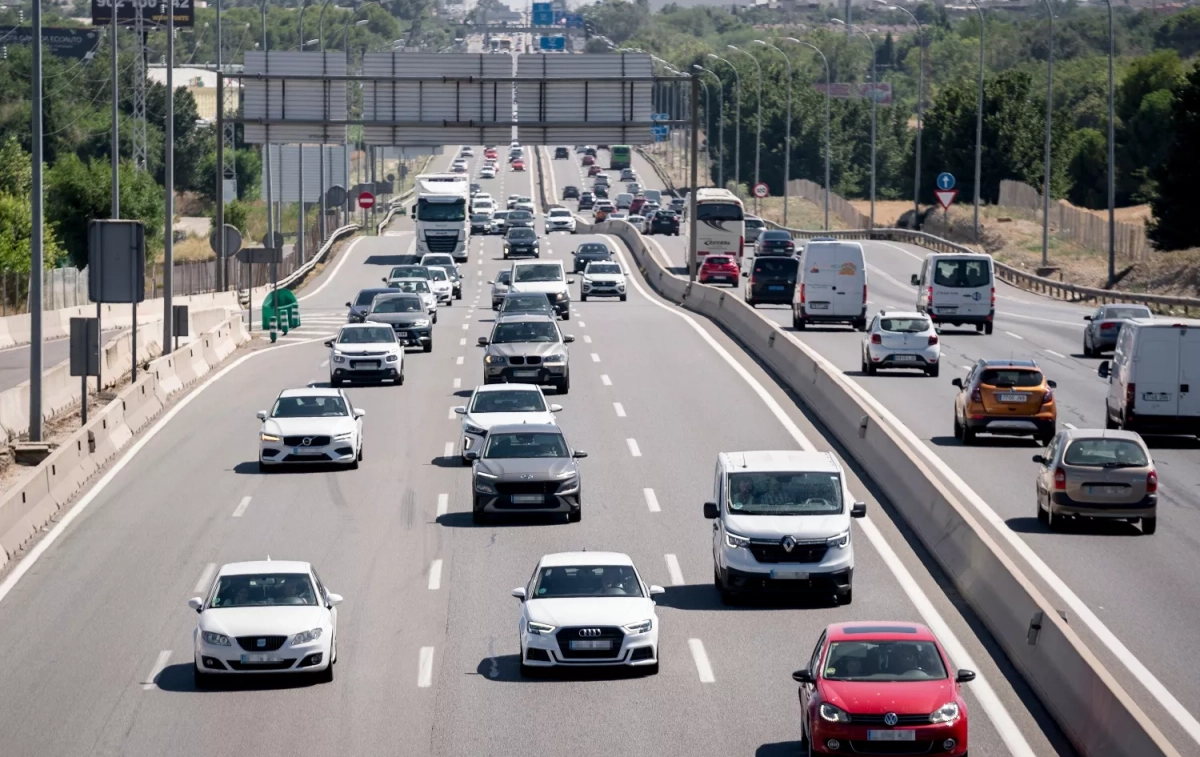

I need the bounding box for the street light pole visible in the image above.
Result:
[1039,0,1054,267]
[968,0,985,241]
[880,1,924,222]
[694,65,724,190]
[318,0,335,240]
[785,37,830,230]
[727,46,762,213]
[755,40,791,226]
[298,0,309,263]
[30,0,45,441]
[707,54,740,195]
[835,20,876,228]
[1104,0,1116,286]
[163,0,175,349]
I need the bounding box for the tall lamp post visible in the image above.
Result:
[297,0,309,262]
[834,19,876,229]
[694,65,724,190]
[707,53,740,194]
[968,0,985,241]
[754,39,792,226]
[877,0,925,222]
[785,37,831,231]
[318,0,336,239]
[1039,0,1054,267]
[1103,0,1116,286]
[727,45,762,212]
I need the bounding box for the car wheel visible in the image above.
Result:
[1037,494,1049,524]
[953,413,964,440]
[433,312,439,324]
[643,662,659,676]
[562,310,570,321]
[853,318,867,332]
[962,425,976,445]
[423,340,433,353]
[330,377,343,387]
[714,565,735,605]
[580,293,588,302]
[926,364,940,377]
[357,443,364,462]
[1083,334,1093,357]
[397,369,405,385]
[1105,413,1118,430]
[258,460,274,474]
[446,300,453,307]
[557,376,570,394]
[193,662,213,690]
[747,298,756,308]
[836,586,853,605]
[619,294,627,301]
[1142,516,1157,535]
[456,290,462,300]
[865,360,876,376]
[1037,433,1054,446]
[1046,504,1062,532]
[984,321,994,335]
[519,659,539,678]
[472,509,488,525]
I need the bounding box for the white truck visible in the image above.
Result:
[412,173,470,262]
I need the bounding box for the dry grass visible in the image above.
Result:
[170,236,216,262]
[755,195,849,231]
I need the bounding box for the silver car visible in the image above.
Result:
[490,269,512,309]
[465,422,586,523]
[861,310,941,377]
[478,314,574,394]
[744,215,766,244]
[1082,304,1153,357]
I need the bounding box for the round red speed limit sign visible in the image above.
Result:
[752,182,769,199]
[358,191,376,209]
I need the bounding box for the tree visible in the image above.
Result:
[1066,128,1107,208]
[1154,8,1200,59]
[0,138,64,271]
[1148,65,1200,251]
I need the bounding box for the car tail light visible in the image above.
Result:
[739,236,744,252]
[971,387,982,403]
[1054,468,1066,491]
[863,284,868,303]
[1042,387,1054,404]
[1126,382,1136,413]
[990,287,996,306]
[1100,321,1116,330]
[927,286,934,306]
[1147,470,1158,493]
[799,283,806,304]
[870,333,881,344]
[928,334,939,345]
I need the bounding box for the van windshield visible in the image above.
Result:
[727,472,843,515]
[933,259,991,288]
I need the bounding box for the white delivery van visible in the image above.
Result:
[792,240,868,331]
[911,252,995,334]
[1100,318,1200,436]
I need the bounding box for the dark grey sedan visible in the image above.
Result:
[347,287,397,322]
[465,423,587,523]
[364,293,434,352]
[1083,304,1153,356]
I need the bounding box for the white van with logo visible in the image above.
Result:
[792,240,868,331]
[911,252,995,334]
[703,450,866,605]
[1099,318,1200,435]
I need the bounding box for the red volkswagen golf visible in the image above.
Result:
[792,622,973,756]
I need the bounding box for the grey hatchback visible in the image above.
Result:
[1032,428,1157,534]
[466,423,587,523]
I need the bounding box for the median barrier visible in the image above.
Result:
[0,463,50,572]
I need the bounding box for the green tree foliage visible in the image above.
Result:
[1066,128,1107,209]
[1154,8,1200,59]
[0,138,63,271]
[1148,65,1200,251]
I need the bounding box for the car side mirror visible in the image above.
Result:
[792,669,814,684]
[382,277,388,283]
[188,597,204,613]
[453,406,467,414]
[1097,360,1111,379]
[487,280,494,284]
[1047,379,1057,389]
[549,404,563,412]
[1032,454,1046,464]
[703,501,719,519]
[910,274,920,286]
[851,501,867,518]
[324,340,334,348]
[956,669,976,683]
[511,587,527,601]
[327,593,344,607]
[1083,315,1093,321]
[344,302,352,308]
[464,450,480,461]
[256,410,267,421]
[567,278,576,285]
[951,378,963,388]
[648,585,665,597]
[572,450,588,458]
[478,337,490,346]
[354,408,366,418]
[563,335,575,343]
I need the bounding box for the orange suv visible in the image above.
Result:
[952,359,1057,445]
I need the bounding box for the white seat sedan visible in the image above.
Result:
[325,323,404,385]
[480,165,497,179]
[257,388,365,470]
[512,552,663,676]
[189,560,342,686]
[453,383,562,462]
[861,310,941,377]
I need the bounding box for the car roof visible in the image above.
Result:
[487,422,563,435]
[1125,316,1200,328]
[979,358,1039,368]
[356,287,395,295]
[218,560,312,576]
[1059,427,1148,444]
[474,382,542,394]
[340,322,394,330]
[278,387,343,398]
[495,313,558,324]
[719,450,840,473]
[877,310,925,319]
[825,621,936,642]
[539,551,634,568]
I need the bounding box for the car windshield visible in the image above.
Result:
[509,211,533,221]
[881,317,931,333]
[654,211,677,220]
[978,369,1043,387]
[471,389,547,413]
[1104,307,1152,320]
[753,258,798,276]
[338,327,395,343]
[210,573,318,608]
[354,290,388,306]
[416,199,467,222]
[588,263,621,275]
[549,209,571,217]
[727,471,843,515]
[271,395,349,418]
[933,258,991,288]
[428,268,448,281]
[508,229,536,240]
[697,203,743,221]
[492,321,561,343]
[578,245,610,257]
[514,264,563,283]
[390,266,428,279]
[494,211,510,220]
[1064,438,1150,467]
[824,641,948,682]
[471,214,491,222]
[531,565,643,599]
[483,431,569,458]
[746,218,765,228]
[762,231,791,241]
[502,294,552,312]
[392,280,431,294]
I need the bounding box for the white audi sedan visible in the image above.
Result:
[257,388,365,471]
[453,383,561,463]
[189,560,343,686]
[511,551,663,676]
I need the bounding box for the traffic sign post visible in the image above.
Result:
[936,172,956,191]
[753,182,769,199]
[935,189,957,210]
[358,191,375,209]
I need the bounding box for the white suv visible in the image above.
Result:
[545,207,577,234]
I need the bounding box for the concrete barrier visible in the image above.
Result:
[584,218,1182,757]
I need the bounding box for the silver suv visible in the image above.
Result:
[478,314,574,394]
[465,423,586,523]
[489,269,512,309]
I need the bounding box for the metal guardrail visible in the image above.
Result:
[376,186,418,236]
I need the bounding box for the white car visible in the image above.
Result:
[461,147,474,157]
[514,201,536,214]
[506,194,522,209]
[580,261,626,302]
[189,560,342,685]
[472,197,495,215]
[388,278,438,321]
[453,383,562,462]
[426,266,454,305]
[512,551,663,675]
[626,214,645,229]
[861,310,941,377]
[545,207,577,234]
[420,252,460,276]
[480,165,497,179]
[325,323,404,385]
[490,269,512,308]
[257,387,365,470]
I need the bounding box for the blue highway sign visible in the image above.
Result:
[532,2,554,26]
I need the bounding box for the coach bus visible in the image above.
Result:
[610,145,632,170]
[681,187,746,263]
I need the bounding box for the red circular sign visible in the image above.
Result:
[358,192,376,209]
[752,182,769,199]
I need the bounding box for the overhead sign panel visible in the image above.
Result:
[531,2,554,26]
[813,82,892,106]
[260,145,349,203]
[91,0,194,27]
[0,26,101,60]
[515,53,653,145]
[242,51,347,144]
[361,53,513,147]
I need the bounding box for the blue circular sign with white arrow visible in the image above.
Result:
[936,172,956,191]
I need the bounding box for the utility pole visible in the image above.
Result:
[215,0,224,289]
[163,1,175,349]
[30,0,45,441]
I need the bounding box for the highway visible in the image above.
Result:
[0,145,1075,756]
[0,328,121,392]
[633,149,1200,749]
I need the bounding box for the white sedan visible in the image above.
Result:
[480,165,497,179]
[257,387,365,470]
[388,278,438,321]
[861,310,941,377]
[453,383,562,462]
[326,323,404,385]
[427,266,454,305]
[189,560,343,686]
[511,551,663,676]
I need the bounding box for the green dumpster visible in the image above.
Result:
[263,289,301,332]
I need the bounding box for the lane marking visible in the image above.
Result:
[319,359,329,368]
[231,496,252,518]
[578,321,586,328]
[665,554,685,586]
[428,559,443,591]
[142,650,172,690]
[590,353,600,362]
[193,563,217,594]
[688,639,715,683]
[460,338,466,346]
[448,407,457,420]
[613,402,626,417]
[461,323,469,330]
[601,374,612,386]
[644,487,660,512]
[1064,422,1076,429]
[453,377,462,389]
[1004,331,1024,340]
[626,438,641,457]
[456,356,464,366]
[298,235,369,302]
[444,442,454,457]
[417,646,435,688]
[1044,349,1065,358]
[437,493,449,517]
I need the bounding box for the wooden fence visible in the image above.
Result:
[997,180,1150,262]
[785,179,870,229]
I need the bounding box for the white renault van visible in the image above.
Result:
[703,450,866,605]
[911,252,995,334]
[1099,318,1200,435]
[792,240,868,330]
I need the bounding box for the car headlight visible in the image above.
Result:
[475,478,497,494]
[929,702,960,724]
[202,631,231,646]
[484,354,505,365]
[819,703,851,723]
[826,530,850,549]
[527,621,556,635]
[724,530,750,549]
[334,432,354,441]
[623,619,653,634]
[331,353,346,364]
[291,627,324,645]
[386,354,400,363]
[260,433,281,442]
[413,318,431,327]
[554,292,566,300]
[464,423,487,435]
[543,353,566,364]
[557,476,580,494]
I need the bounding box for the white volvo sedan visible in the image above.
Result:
[189,560,343,686]
[511,552,663,676]
[257,388,365,471]
[453,383,562,463]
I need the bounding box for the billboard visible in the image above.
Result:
[813,82,892,105]
[0,26,101,60]
[91,0,194,28]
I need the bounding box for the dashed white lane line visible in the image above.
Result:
[590,353,600,362]
[460,338,467,346]
[643,488,660,512]
[417,646,436,688]
[444,442,454,457]
[231,496,252,518]
[1064,422,1077,429]
[437,493,449,517]
[453,378,462,389]
[613,402,626,417]
[456,356,464,365]
[319,359,329,368]
[583,335,592,343]
[688,639,715,683]
[428,559,443,590]
[448,407,457,420]
[142,650,172,690]
[961,364,973,371]
[578,321,585,328]
[462,323,470,330]
[665,554,685,585]
[626,438,642,457]
[1045,349,1065,358]
[193,563,217,594]
[601,374,612,386]
[1004,331,1024,340]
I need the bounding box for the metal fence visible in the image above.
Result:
[0,267,92,315]
[997,180,1151,262]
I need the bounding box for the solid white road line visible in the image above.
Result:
[231,496,252,518]
[444,442,454,457]
[437,493,449,517]
[613,402,626,417]
[664,554,685,586]
[643,488,660,512]
[142,650,172,690]
[193,563,217,594]
[456,356,464,365]
[590,353,600,362]
[688,639,715,683]
[298,236,369,302]
[453,378,462,389]
[600,374,612,386]
[428,559,443,591]
[626,438,641,457]
[1005,331,1024,340]
[417,647,435,688]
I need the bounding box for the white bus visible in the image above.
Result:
[412,173,470,262]
[681,188,746,263]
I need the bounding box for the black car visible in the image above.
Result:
[504,227,541,258]
[755,229,796,256]
[562,185,580,200]
[363,293,434,352]
[578,192,595,210]
[584,147,597,157]
[745,255,799,307]
[593,186,610,200]
[470,213,492,235]
[346,287,397,322]
[470,182,482,196]
[571,242,613,273]
[506,209,535,229]
[648,210,681,236]
[554,146,570,159]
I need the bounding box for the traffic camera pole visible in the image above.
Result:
[688,72,701,283]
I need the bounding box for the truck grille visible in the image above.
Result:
[425,234,459,253]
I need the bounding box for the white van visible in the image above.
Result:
[792,240,868,331]
[911,252,995,334]
[1100,318,1200,435]
[508,260,574,320]
[703,450,866,604]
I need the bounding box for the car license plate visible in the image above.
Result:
[241,654,282,664]
[769,285,785,291]
[292,447,323,455]
[1087,485,1126,495]
[569,640,612,651]
[351,360,379,369]
[770,570,809,580]
[894,355,918,362]
[937,306,958,313]
[808,302,830,310]
[868,730,916,742]
[1142,392,1170,402]
[999,394,1027,402]
[514,370,539,378]
[395,332,407,338]
[512,494,544,504]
